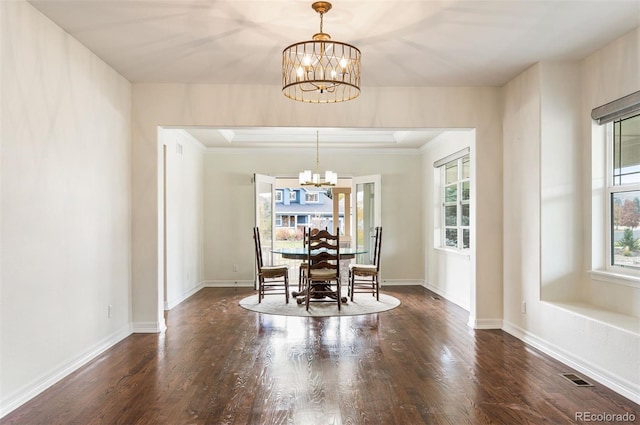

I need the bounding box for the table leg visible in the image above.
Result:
[293,282,347,305]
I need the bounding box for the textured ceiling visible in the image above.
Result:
[29,0,640,148]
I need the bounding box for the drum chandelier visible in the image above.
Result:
[282,2,361,103]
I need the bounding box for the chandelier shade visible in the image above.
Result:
[298,169,338,187]
[282,2,361,103]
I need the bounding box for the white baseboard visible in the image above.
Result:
[502,320,640,405]
[421,281,500,329]
[381,279,423,286]
[422,280,472,312]
[0,324,132,418]
[165,282,204,310]
[469,317,503,329]
[132,321,166,333]
[202,280,254,288]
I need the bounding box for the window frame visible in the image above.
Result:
[605,113,640,275]
[275,190,283,203]
[281,215,296,228]
[305,192,319,203]
[439,154,471,251]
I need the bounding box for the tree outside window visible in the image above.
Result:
[612,192,640,266]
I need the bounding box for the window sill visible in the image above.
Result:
[434,247,471,259]
[588,269,640,288]
[544,300,639,335]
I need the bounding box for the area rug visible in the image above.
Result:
[239,292,400,317]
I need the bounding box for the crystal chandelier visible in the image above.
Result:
[282,1,361,103]
[299,130,337,187]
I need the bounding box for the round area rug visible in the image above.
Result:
[239,292,400,317]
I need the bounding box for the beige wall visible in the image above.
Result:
[3,0,639,415]
[502,28,640,403]
[502,63,543,324]
[540,62,584,302]
[422,130,475,311]
[202,149,424,285]
[132,84,503,330]
[582,29,640,315]
[162,129,205,309]
[1,0,131,413]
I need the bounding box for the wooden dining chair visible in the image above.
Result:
[253,227,290,303]
[348,226,382,301]
[306,227,341,311]
[298,227,324,293]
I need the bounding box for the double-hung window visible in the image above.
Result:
[593,91,640,277]
[438,151,471,250]
[305,192,319,203]
[608,113,640,270]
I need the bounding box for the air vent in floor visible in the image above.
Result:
[560,373,594,387]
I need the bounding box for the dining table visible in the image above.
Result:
[271,247,367,260]
[272,247,368,304]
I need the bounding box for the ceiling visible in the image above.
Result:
[182,126,450,149]
[29,0,640,149]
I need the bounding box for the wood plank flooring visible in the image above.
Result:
[3,286,638,424]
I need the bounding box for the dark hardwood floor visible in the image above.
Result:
[3,286,638,424]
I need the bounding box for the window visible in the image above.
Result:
[282,215,296,228]
[608,113,640,270]
[289,191,297,201]
[305,192,319,203]
[275,190,283,203]
[439,153,470,250]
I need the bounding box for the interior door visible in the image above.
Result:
[352,175,381,263]
[254,174,276,275]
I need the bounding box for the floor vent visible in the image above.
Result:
[560,373,594,387]
[431,295,441,300]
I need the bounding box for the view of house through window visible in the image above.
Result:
[273,185,347,251]
[440,154,470,250]
[610,113,640,269]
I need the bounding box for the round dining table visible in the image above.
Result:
[272,247,368,304]
[271,247,367,260]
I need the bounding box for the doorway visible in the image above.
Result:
[272,178,352,252]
